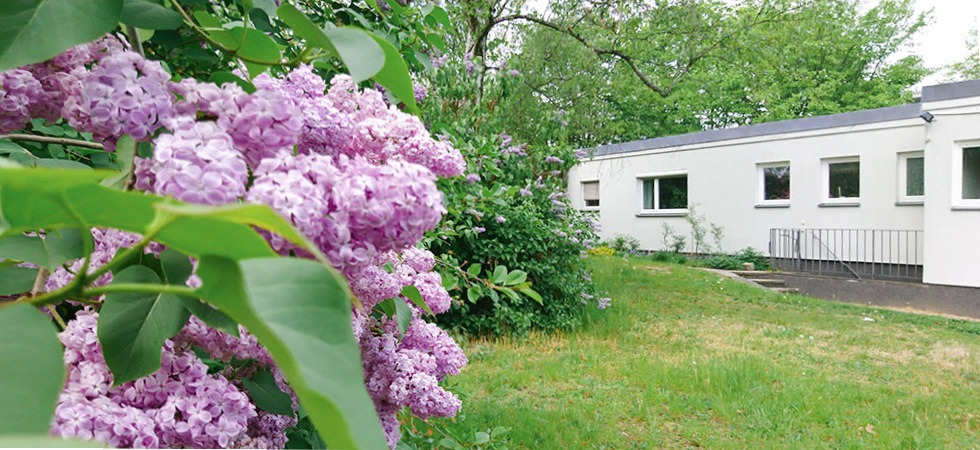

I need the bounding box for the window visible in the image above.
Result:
[582,180,599,209]
[963,147,980,199]
[637,172,688,215]
[953,144,980,208]
[822,157,860,205]
[897,152,924,204]
[757,162,790,207]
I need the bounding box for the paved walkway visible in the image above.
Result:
[761,272,979,320]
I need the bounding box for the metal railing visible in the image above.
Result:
[769,228,923,282]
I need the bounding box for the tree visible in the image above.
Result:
[948,28,980,81]
[482,0,930,148]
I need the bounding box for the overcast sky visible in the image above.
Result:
[909,0,980,83]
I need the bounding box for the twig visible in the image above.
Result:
[29,267,66,329]
[0,134,105,150]
[126,26,146,58]
[170,0,292,67]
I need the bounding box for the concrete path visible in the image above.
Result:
[738,271,980,320]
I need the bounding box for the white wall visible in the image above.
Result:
[921,96,980,287]
[568,120,926,259]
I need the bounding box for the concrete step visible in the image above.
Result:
[772,287,800,295]
[751,279,787,288]
[732,270,772,278]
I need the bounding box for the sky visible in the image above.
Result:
[908,0,980,84]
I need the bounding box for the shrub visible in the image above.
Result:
[695,247,771,270]
[602,234,640,254]
[421,58,606,336]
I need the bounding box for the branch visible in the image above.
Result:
[0,134,105,150]
[84,283,198,298]
[492,14,672,97]
[170,0,294,68]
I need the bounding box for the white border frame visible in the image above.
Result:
[580,178,600,211]
[952,140,980,209]
[896,151,924,205]
[635,170,689,216]
[820,156,861,207]
[756,161,791,208]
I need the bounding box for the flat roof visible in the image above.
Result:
[588,79,980,158]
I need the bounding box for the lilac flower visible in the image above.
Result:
[508,69,521,77]
[431,54,447,69]
[495,216,506,223]
[545,156,564,164]
[598,297,612,309]
[217,88,303,167]
[473,227,486,233]
[69,51,175,147]
[465,173,481,184]
[0,69,43,133]
[500,133,512,147]
[519,188,532,196]
[413,82,428,103]
[150,121,248,206]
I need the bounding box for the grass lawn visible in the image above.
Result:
[404,256,980,449]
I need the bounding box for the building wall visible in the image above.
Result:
[921,96,980,287]
[568,120,927,259]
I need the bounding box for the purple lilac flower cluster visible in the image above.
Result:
[254,68,465,177]
[4,39,469,450]
[52,310,259,448]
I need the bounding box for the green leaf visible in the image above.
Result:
[98,265,191,385]
[367,33,419,114]
[377,297,411,336]
[0,140,32,157]
[441,272,458,290]
[250,0,278,17]
[0,228,83,270]
[424,33,447,52]
[0,436,103,447]
[438,437,465,450]
[498,286,520,302]
[101,135,136,189]
[210,71,257,93]
[392,297,412,337]
[401,285,432,315]
[321,24,384,83]
[33,158,93,170]
[491,265,507,285]
[159,248,193,285]
[179,296,240,337]
[0,0,124,71]
[426,5,451,29]
[519,287,543,305]
[473,431,491,445]
[467,263,482,277]
[229,26,281,63]
[0,266,38,295]
[121,0,183,30]
[154,202,325,262]
[276,4,336,53]
[466,287,480,303]
[241,369,295,416]
[0,304,66,434]
[0,168,278,261]
[505,270,527,286]
[196,256,387,450]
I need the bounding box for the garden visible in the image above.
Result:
[0,1,977,449]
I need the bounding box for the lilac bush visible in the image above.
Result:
[1,36,468,449]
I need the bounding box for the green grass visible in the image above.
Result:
[404,256,980,449]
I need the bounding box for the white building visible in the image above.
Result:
[567,80,980,288]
